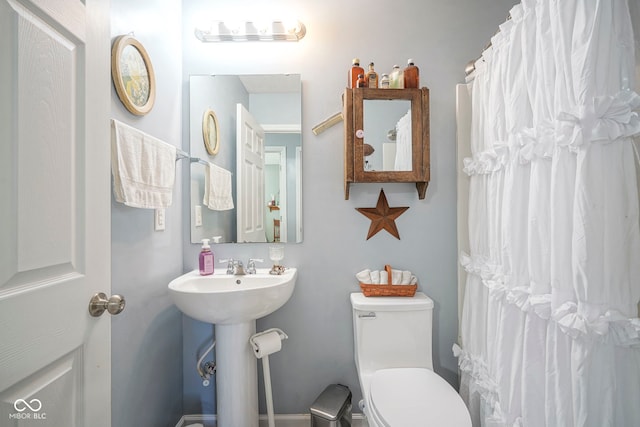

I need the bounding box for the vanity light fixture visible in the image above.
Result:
[195,20,306,42]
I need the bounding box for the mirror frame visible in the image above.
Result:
[343,87,430,199]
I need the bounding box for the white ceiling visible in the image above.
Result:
[238,74,300,93]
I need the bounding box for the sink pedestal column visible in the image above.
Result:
[215,321,258,427]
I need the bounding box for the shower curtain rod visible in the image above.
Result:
[465,13,512,79]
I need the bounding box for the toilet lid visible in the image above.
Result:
[369,368,471,427]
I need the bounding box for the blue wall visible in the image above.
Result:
[106,0,518,424]
[180,0,517,416]
[107,1,639,425]
[110,1,184,426]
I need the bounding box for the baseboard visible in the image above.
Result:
[175,413,368,427]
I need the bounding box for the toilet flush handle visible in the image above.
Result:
[358,311,376,319]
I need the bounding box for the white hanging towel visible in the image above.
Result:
[110,119,177,209]
[203,162,234,211]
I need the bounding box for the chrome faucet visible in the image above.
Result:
[221,258,263,275]
[231,260,246,275]
[246,258,263,274]
[221,259,246,275]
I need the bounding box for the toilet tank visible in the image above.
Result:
[351,292,434,374]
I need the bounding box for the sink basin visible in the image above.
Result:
[168,268,297,324]
[169,267,297,427]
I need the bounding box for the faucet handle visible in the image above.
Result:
[247,258,263,274]
[219,258,235,274]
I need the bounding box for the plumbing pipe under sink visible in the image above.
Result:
[197,340,216,386]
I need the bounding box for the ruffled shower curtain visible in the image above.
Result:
[455,0,640,425]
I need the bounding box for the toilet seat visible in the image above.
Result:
[368,368,471,427]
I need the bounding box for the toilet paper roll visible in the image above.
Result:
[251,331,282,358]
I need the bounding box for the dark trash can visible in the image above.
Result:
[310,384,352,427]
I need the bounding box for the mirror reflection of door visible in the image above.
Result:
[265,147,287,242]
[237,104,267,243]
[363,99,412,171]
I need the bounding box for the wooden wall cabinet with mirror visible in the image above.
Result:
[343,87,430,199]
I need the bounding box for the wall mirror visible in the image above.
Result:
[362,99,412,172]
[189,74,302,244]
[343,87,430,199]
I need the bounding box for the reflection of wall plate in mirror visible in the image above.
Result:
[202,109,220,155]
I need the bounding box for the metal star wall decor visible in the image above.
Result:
[356,189,409,240]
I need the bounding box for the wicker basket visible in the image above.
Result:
[359,265,417,297]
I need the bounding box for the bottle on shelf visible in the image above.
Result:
[389,65,404,88]
[356,73,367,88]
[403,59,419,88]
[380,73,390,88]
[349,58,365,88]
[365,62,379,88]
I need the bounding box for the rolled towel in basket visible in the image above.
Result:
[379,271,388,285]
[357,267,418,285]
[390,269,403,285]
[371,270,381,284]
[400,270,418,285]
[356,269,372,284]
[389,269,417,285]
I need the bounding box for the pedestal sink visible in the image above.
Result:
[168,268,297,427]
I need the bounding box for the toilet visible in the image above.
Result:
[351,292,471,426]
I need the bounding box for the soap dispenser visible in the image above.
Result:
[199,239,214,276]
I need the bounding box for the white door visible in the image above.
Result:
[0,1,112,426]
[237,104,266,242]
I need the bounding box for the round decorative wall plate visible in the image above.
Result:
[111,35,156,115]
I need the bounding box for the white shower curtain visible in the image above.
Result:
[394,109,412,171]
[455,0,640,426]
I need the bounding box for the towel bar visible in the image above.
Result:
[175,149,208,166]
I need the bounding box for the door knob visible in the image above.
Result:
[88,293,126,317]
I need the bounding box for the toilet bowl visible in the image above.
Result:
[351,292,471,427]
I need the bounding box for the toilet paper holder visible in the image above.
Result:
[249,328,288,357]
[249,328,288,427]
